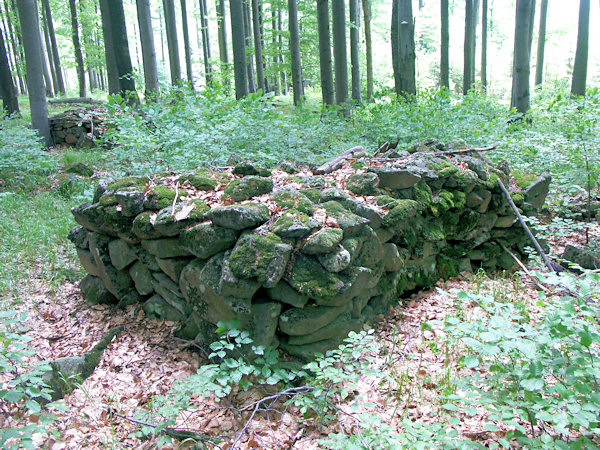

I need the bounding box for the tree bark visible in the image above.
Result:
[107,0,138,103]
[200,0,212,85]
[510,0,532,114]
[243,0,256,93]
[2,0,25,94]
[40,0,64,94]
[332,0,348,106]
[40,2,57,95]
[0,25,19,115]
[99,0,119,94]
[16,0,51,146]
[163,0,181,85]
[317,0,334,105]
[534,0,548,87]
[278,8,287,95]
[463,0,479,94]
[179,0,193,87]
[361,0,373,100]
[251,0,264,92]
[217,0,229,85]
[288,0,303,105]
[230,0,248,99]
[440,0,449,88]
[571,0,589,97]
[396,0,415,97]
[136,0,159,98]
[38,11,54,98]
[391,0,400,93]
[69,0,86,97]
[481,0,487,88]
[349,0,361,103]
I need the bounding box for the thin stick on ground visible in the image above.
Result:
[498,242,550,293]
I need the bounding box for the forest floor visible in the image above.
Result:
[4,215,596,449]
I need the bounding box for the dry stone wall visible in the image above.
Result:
[50,110,105,147]
[68,140,551,361]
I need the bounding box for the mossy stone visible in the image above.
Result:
[143,294,183,322]
[229,233,292,288]
[108,239,137,270]
[346,172,380,196]
[320,201,370,235]
[411,181,433,212]
[265,281,309,308]
[354,227,383,269]
[205,202,269,230]
[101,205,134,235]
[79,274,117,305]
[107,176,147,191]
[278,303,349,336]
[317,247,352,272]
[272,189,315,215]
[153,200,210,236]
[223,176,273,201]
[219,251,261,298]
[319,188,351,203]
[233,161,271,177]
[272,211,312,238]
[179,223,239,259]
[341,198,384,229]
[141,238,192,258]
[301,188,321,203]
[375,195,396,207]
[382,243,404,271]
[114,188,146,217]
[382,199,418,229]
[288,312,358,345]
[143,186,180,211]
[180,171,218,191]
[302,227,344,254]
[132,212,158,239]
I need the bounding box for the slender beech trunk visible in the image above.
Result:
[440,0,449,88]
[41,0,63,94]
[317,0,334,105]
[159,9,165,63]
[391,0,400,93]
[163,0,181,85]
[41,3,57,95]
[251,0,264,92]
[571,0,589,97]
[243,0,255,93]
[230,0,248,99]
[180,0,193,87]
[288,0,303,105]
[107,0,138,103]
[5,0,26,94]
[349,0,361,103]
[16,0,51,145]
[510,0,532,114]
[278,8,287,94]
[396,0,415,97]
[136,0,159,98]
[361,0,373,100]
[463,0,479,94]
[36,0,53,98]
[481,0,487,88]
[69,0,86,97]
[0,25,19,115]
[332,0,348,106]
[534,0,548,87]
[200,0,212,84]
[217,0,229,85]
[99,0,119,94]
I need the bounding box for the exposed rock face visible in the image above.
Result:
[69,140,549,361]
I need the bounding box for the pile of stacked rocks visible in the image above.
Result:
[50,109,105,147]
[68,139,550,360]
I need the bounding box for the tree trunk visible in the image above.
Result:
[41,3,57,95]
[463,0,479,94]
[288,0,303,105]
[349,0,361,103]
[230,0,248,99]
[391,0,400,93]
[361,0,373,100]
[332,0,348,106]
[278,8,287,95]
[251,0,264,92]
[99,0,119,94]
[510,0,532,114]
[396,0,415,97]
[200,0,212,85]
[0,25,19,115]
[317,0,334,105]
[107,0,138,103]
[16,0,51,146]
[571,0,589,97]
[38,14,54,98]
[534,0,548,87]
[69,0,86,97]
[2,0,23,94]
[163,0,181,85]
[217,0,229,85]
[440,0,449,88]
[180,0,193,87]
[481,0,487,88]
[136,0,159,98]
[243,0,255,93]
[40,0,64,94]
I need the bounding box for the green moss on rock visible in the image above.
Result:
[223,176,274,202]
[346,172,380,196]
[144,186,179,210]
[107,176,147,191]
[272,189,314,215]
[180,171,218,190]
[383,199,418,229]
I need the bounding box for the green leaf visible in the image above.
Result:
[464,356,479,368]
[580,332,593,347]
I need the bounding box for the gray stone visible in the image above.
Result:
[93,178,114,203]
[351,292,372,318]
[205,203,269,230]
[466,189,492,213]
[318,247,351,272]
[453,156,489,180]
[562,245,600,271]
[224,176,274,201]
[108,239,137,270]
[494,215,516,228]
[375,227,395,244]
[272,213,312,238]
[382,243,404,271]
[152,278,188,315]
[71,203,105,234]
[142,295,184,322]
[341,198,384,229]
[65,162,94,177]
[114,188,145,217]
[341,237,363,262]
[288,312,360,345]
[229,234,292,288]
[219,252,261,298]
[156,257,191,283]
[142,238,191,258]
[368,166,421,189]
[129,261,155,295]
[524,171,551,210]
[76,248,100,277]
[278,304,349,336]
[153,272,183,298]
[279,337,345,361]
[247,302,282,348]
[355,227,384,268]
[346,172,380,196]
[319,188,351,203]
[134,247,161,271]
[179,223,238,259]
[89,233,133,299]
[320,201,370,235]
[265,281,309,308]
[302,227,344,254]
[152,202,210,237]
[79,275,117,305]
[68,225,89,249]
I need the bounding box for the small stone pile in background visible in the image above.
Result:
[50,109,106,148]
[68,139,551,361]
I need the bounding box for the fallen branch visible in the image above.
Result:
[369,146,497,162]
[314,146,366,175]
[372,141,390,157]
[48,97,104,105]
[497,242,550,293]
[497,179,558,273]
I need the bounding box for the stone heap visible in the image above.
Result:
[50,109,105,148]
[68,140,551,361]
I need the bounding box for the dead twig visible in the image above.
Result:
[497,242,550,293]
